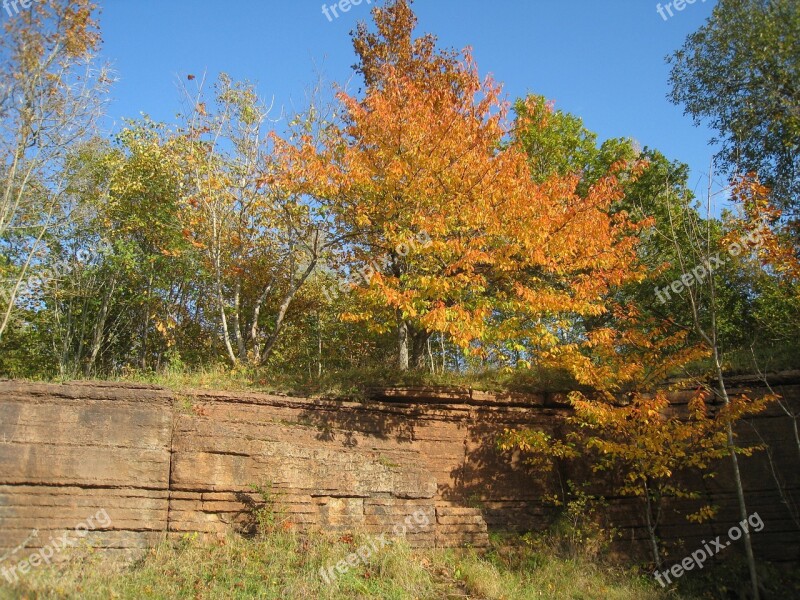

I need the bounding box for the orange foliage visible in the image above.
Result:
[727,174,800,285]
[271,0,646,356]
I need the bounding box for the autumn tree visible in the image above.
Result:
[723,176,800,529]
[273,0,646,372]
[559,304,724,570]
[501,298,768,571]
[570,392,755,570]
[0,0,110,340]
[177,74,341,367]
[645,173,792,599]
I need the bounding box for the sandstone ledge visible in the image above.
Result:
[1,377,798,564]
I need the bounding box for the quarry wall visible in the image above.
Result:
[0,375,798,565]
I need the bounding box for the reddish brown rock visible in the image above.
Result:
[0,376,798,564]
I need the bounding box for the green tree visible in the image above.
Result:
[668,0,800,224]
[512,95,638,193]
[0,0,109,340]
[100,119,198,373]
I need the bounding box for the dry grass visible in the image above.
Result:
[0,530,678,600]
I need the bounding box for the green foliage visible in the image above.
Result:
[522,482,617,562]
[513,95,604,184]
[512,95,639,193]
[247,482,288,536]
[668,0,800,220]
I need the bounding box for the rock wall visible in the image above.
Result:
[0,376,798,565]
[0,382,172,562]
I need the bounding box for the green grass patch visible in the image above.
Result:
[38,362,584,399]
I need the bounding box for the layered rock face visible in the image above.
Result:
[0,376,798,564]
[0,381,497,561]
[0,382,172,561]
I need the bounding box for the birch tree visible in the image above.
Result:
[0,0,110,340]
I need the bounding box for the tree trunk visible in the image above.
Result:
[317,312,323,378]
[410,328,429,371]
[712,345,760,600]
[643,479,662,569]
[249,282,273,366]
[667,182,761,600]
[85,274,116,376]
[398,320,409,371]
[232,278,247,362]
[215,275,238,366]
[258,259,318,365]
[397,321,429,371]
[439,332,446,374]
[140,270,154,370]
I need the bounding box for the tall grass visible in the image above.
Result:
[0,530,675,600]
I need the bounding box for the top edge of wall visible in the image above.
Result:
[1,369,798,407]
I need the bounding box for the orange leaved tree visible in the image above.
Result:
[272,0,645,370]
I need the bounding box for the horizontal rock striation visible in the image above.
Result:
[0,375,798,565]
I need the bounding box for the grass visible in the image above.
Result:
[36,362,585,400]
[2,487,797,599]
[0,530,675,600]
[23,340,797,402]
[9,330,797,402]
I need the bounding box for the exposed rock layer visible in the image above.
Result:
[0,376,798,564]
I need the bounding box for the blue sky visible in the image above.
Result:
[97,0,722,196]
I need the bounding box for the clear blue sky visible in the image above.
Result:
[97,0,722,196]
